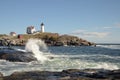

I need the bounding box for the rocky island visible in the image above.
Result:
[0,33,96,47]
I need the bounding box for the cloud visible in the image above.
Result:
[103,27,112,29]
[71,30,109,38]
[115,23,120,27]
[101,23,120,29]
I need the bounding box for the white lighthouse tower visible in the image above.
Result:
[41,22,44,33]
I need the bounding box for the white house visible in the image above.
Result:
[26,26,36,34]
[10,32,17,36]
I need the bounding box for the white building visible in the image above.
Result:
[26,26,36,34]
[41,23,44,33]
[10,32,17,36]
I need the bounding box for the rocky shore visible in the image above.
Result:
[0,33,96,46]
[0,69,119,80]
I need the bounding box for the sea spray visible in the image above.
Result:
[25,39,48,63]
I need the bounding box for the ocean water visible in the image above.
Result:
[0,40,120,76]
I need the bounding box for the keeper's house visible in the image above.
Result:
[26,26,36,34]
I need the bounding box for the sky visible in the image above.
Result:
[0,0,120,43]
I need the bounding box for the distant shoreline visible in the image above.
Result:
[96,43,120,45]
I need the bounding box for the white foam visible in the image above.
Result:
[95,62,119,70]
[14,48,26,52]
[25,39,48,63]
[0,57,119,76]
[97,45,120,49]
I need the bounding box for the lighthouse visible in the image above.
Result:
[41,22,44,33]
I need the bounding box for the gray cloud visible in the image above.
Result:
[115,23,120,27]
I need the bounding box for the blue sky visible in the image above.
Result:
[0,0,120,43]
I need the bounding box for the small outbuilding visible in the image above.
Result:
[18,34,23,39]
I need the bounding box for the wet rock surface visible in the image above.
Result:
[1,69,120,80]
[0,48,37,62]
[0,72,3,78]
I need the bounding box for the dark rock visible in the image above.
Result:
[0,48,37,62]
[0,72,3,80]
[62,69,120,79]
[4,71,61,80]
[0,72,3,78]
[81,42,90,46]
[54,41,64,46]
[2,69,120,80]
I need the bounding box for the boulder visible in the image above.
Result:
[0,72,3,80]
[0,48,37,62]
[0,72,3,78]
[81,42,90,46]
